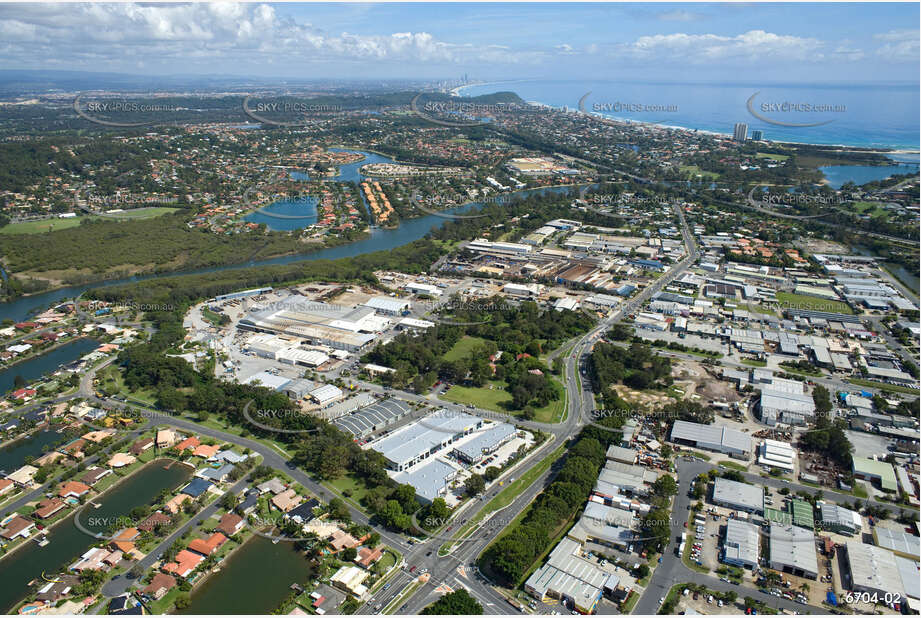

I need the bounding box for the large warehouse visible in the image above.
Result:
[670,420,752,459]
[712,477,764,514]
[238,301,381,352]
[368,412,482,472]
[769,524,818,579]
[722,519,761,569]
[333,398,413,439]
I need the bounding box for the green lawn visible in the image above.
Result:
[718,460,749,472]
[327,474,371,509]
[0,217,86,234]
[442,336,490,362]
[775,291,853,314]
[442,379,512,411]
[678,165,720,180]
[740,358,767,367]
[756,152,791,161]
[441,376,565,423]
[99,207,180,219]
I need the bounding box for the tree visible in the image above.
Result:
[421,589,483,615]
[465,474,486,497]
[328,497,351,522]
[484,466,501,482]
[652,474,678,498]
[342,546,358,562]
[174,595,191,610]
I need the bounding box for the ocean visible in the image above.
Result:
[458,80,920,152]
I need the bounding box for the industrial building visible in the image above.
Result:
[669,420,752,459]
[818,503,862,536]
[844,541,906,599]
[238,302,379,352]
[596,460,658,496]
[852,457,898,492]
[452,423,517,465]
[391,458,459,504]
[368,412,482,472]
[712,477,764,514]
[722,519,761,569]
[333,398,413,439]
[757,439,796,472]
[769,524,818,579]
[874,526,920,560]
[525,538,615,614]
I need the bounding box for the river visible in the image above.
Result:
[0,149,582,324]
[175,535,316,615]
[0,458,192,613]
[0,427,68,475]
[0,337,99,395]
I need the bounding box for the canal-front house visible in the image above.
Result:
[188,532,228,557]
[138,512,172,532]
[57,480,91,499]
[142,573,177,600]
[163,549,205,578]
[0,515,34,540]
[217,513,244,536]
[80,467,112,487]
[34,497,68,519]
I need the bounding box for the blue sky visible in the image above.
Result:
[0,3,917,83]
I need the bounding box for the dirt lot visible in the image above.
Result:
[800,238,849,254]
[672,359,743,403]
[611,384,673,408]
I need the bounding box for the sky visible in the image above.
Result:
[0,2,917,84]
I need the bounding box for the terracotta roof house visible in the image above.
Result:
[111,540,138,557]
[35,497,68,519]
[0,478,14,496]
[142,573,177,600]
[164,494,190,514]
[60,439,86,459]
[355,547,383,568]
[188,532,227,556]
[175,436,201,452]
[0,515,34,539]
[58,480,91,499]
[81,429,116,444]
[163,549,205,578]
[272,488,302,513]
[329,529,363,552]
[191,444,221,459]
[217,513,244,536]
[114,527,140,542]
[138,512,172,532]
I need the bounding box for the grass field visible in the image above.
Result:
[679,165,720,180]
[775,291,853,314]
[0,208,179,235]
[756,152,791,161]
[0,218,85,235]
[442,379,513,411]
[442,335,490,362]
[98,207,180,219]
[441,376,565,423]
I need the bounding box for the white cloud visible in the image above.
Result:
[0,2,540,71]
[656,10,701,22]
[873,29,919,62]
[623,30,825,63]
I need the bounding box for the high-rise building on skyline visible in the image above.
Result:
[751,129,764,141]
[733,123,748,142]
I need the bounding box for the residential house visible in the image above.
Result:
[142,573,177,600]
[217,513,244,537]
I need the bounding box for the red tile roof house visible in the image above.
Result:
[138,512,172,533]
[0,515,35,540]
[162,549,205,578]
[142,573,177,600]
[58,480,92,499]
[174,436,201,452]
[217,513,244,537]
[35,497,68,519]
[187,532,227,556]
[355,547,383,569]
[0,478,14,497]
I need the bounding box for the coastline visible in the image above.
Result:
[454,82,920,154]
